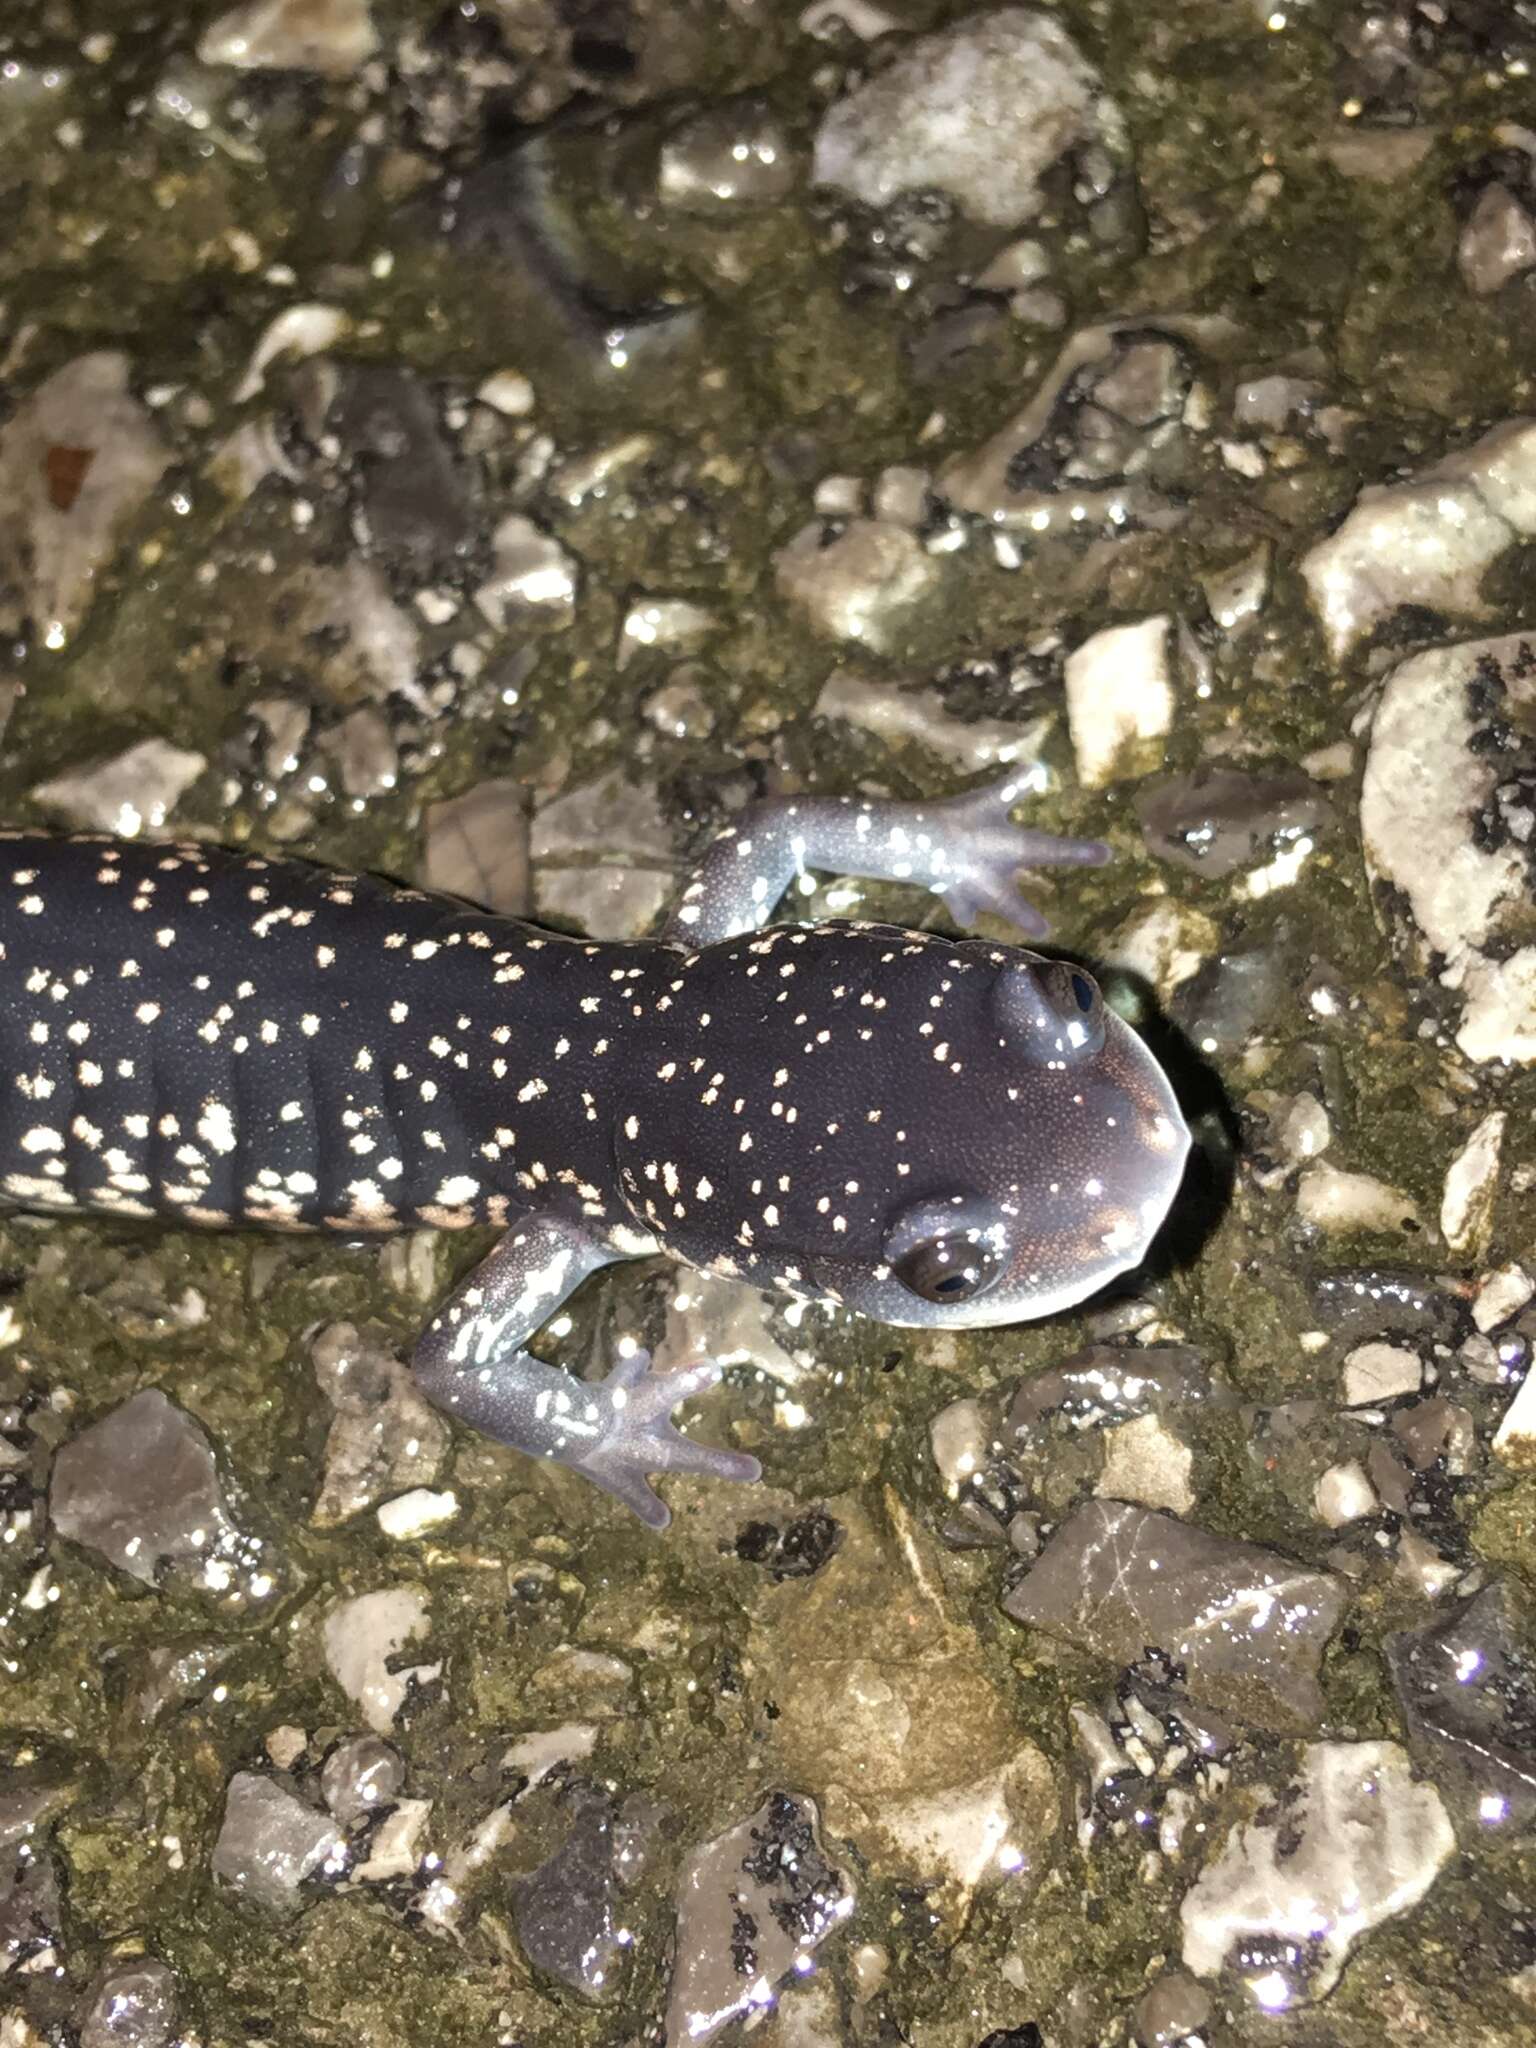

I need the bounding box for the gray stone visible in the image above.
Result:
[309,1321,448,1527]
[319,1735,406,1827]
[513,1787,660,2000]
[812,8,1125,229]
[78,1958,179,2048]
[211,1772,346,1914]
[421,779,532,916]
[660,101,797,214]
[1386,1582,1536,1836]
[327,365,473,574]
[774,519,939,651]
[1135,766,1332,878]
[316,706,398,802]
[50,1390,263,1594]
[1459,184,1536,296]
[665,1793,853,2046]
[1002,1500,1345,1731]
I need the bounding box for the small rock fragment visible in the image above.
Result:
[321,1587,440,1734]
[198,0,378,77]
[376,1488,458,1540]
[1103,900,1218,999]
[77,1957,179,2048]
[1003,1499,1345,1731]
[1064,616,1173,787]
[475,514,577,630]
[1095,1413,1195,1516]
[1440,1111,1506,1255]
[502,1724,599,1793]
[1135,765,1331,878]
[32,739,206,835]
[660,101,796,213]
[354,1796,432,1882]
[1341,1342,1421,1407]
[420,779,531,917]
[531,769,676,941]
[316,706,397,801]
[618,596,716,670]
[1386,1582,1536,1835]
[320,1734,406,1826]
[309,1321,448,1527]
[212,1773,346,1914]
[1134,1970,1212,2048]
[664,1793,853,2046]
[1315,1460,1378,1527]
[1179,1741,1454,2006]
[513,1787,659,2000]
[1275,1091,1331,1163]
[1492,1364,1536,1467]
[1295,1164,1419,1236]
[50,1389,266,1595]
[1302,421,1536,658]
[1459,184,1536,296]
[815,670,1050,773]
[0,352,171,642]
[1474,1263,1534,1333]
[775,520,939,651]
[812,8,1125,229]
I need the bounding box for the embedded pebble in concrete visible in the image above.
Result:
[1361,633,1536,1061]
[1064,617,1174,788]
[1303,424,1536,658]
[50,1389,273,1598]
[1295,1163,1420,1236]
[32,737,206,835]
[474,514,577,631]
[812,9,1125,229]
[198,0,378,76]
[531,768,676,940]
[1003,1500,1345,1731]
[1459,185,1536,296]
[774,520,940,651]
[659,101,797,214]
[420,778,532,916]
[814,670,1051,773]
[77,1959,180,2048]
[512,1787,660,2000]
[320,1734,406,1827]
[321,1587,440,1734]
[1179,1742,1454,2008]
[1442,1111,1507,1255]
[0,352,171,643]
[1135,765,1332,878]
[664,1793,852,2047]
[211,1772,347,1914]
[1386,1582,1536,1836]
[309,1320,449,1528]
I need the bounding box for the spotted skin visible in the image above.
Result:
[0,776,1190,1527]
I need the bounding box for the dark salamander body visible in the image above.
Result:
[0,780,1190,1527]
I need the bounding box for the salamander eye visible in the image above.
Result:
[884,1193,1008,1308]
[893,1235,1004,1305]
[1040,961,1106,1055]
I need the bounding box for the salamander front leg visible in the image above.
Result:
[666,771,1110,944]
[410,1214,760,1529]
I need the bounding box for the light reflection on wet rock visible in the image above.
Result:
[211,1771,348,1915]
[1003,1500,1345,1732]
[49,1390,277,1600]
[1136,765,1334,880]
[1387,1580,1536,1836]
[663,1792,852,2047]
[1179,1741,1454,2009]
[319,1733,406,1829]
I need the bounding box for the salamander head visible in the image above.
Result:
[816,954,1190,1327]
[618,935,1191,1330]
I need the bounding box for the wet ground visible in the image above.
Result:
[4,1,1536,2043]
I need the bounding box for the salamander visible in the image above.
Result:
[0,776,1190,1526]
